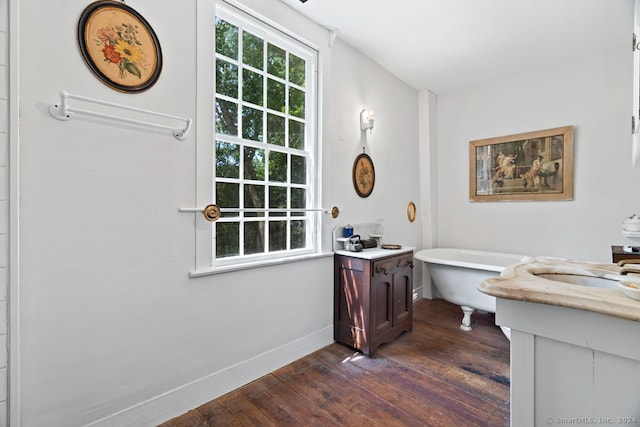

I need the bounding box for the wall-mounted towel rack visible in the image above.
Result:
[49,91,192,140]
[179,204,340,222]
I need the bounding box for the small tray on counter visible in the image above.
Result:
[381,244,402,250]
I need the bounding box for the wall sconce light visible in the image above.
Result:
[360,109,374,133]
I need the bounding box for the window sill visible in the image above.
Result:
[189,251,334,277]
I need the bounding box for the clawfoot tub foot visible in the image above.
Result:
[460,305,474,331]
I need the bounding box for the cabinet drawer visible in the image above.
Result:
[373,253,414,276]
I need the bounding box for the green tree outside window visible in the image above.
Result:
[214,15,314,261]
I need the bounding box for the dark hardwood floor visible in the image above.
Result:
[160,299,510,426]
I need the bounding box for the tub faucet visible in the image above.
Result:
[618,259,640,267]
[620,265,640,275]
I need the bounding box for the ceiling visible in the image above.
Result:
[278,0,634,94]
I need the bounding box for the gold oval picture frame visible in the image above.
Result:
[78,1,163,92]
[352,152,375,198]
[407,201,416,222]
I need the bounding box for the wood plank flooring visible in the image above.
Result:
[160,298,510,426]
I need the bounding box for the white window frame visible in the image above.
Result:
[191,0,323,276]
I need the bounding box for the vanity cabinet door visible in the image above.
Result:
[370,274,393,336]
[392,264,412,328]
[373,253,413,329]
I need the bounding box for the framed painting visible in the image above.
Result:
[469,126,574,202]
[78,1,163,92]
[352,152,375,198]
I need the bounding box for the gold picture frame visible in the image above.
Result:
[469,126,574,202]
[352,152,375,198]
[407,201,416,222]
[78,1,163,92]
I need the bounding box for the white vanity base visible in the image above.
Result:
[497,298,640,427]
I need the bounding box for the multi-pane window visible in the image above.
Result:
[214,7,318,265]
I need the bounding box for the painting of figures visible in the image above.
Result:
[470,126,574,202]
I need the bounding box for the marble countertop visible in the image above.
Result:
[479,257,640,322]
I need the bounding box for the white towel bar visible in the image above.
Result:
[49,91,192,140]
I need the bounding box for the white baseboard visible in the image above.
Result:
[84,326,334,427]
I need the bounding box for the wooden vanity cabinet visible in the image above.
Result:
[611,245,640,263]
[334,251,413,356]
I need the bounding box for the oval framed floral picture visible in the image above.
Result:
[352,152,375,198]
[78,1,163,93]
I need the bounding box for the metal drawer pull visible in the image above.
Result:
[396,259,414,268]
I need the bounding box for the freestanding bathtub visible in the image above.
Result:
[414,248,524,339]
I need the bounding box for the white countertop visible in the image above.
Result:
[334,246,415,260]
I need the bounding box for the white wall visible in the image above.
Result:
[433,36,638,262]
[12,0,421,426]
[324,37,423,294]
[0,0,9,424]
[324,38,422,259]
